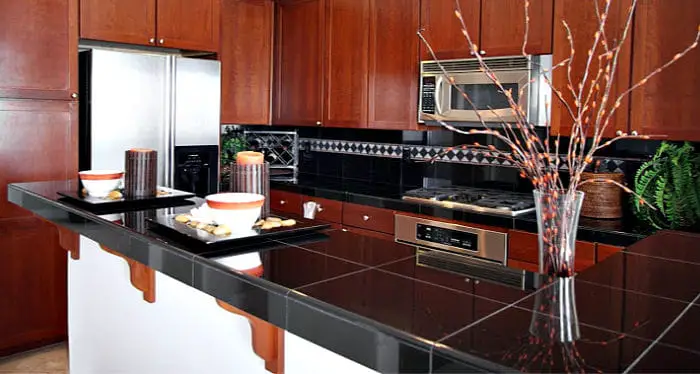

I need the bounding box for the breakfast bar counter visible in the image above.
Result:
[8,180,700,373]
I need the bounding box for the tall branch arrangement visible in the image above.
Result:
[418,0,700,275]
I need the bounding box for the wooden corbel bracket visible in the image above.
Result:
[99,244,156,303]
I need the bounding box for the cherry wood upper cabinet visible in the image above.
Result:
[273,0,325,126]
[420,0,480,60]
[0,0,78,100]
[80,0,156,47]
[550,0,633,137]
[630,0,700,141]
[156,0,220,52]
[480,0,553,56]
[323,0,370,128]
[220,0,273,125]
[367,0,420,130]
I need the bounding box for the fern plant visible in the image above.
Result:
[633,142,700,229]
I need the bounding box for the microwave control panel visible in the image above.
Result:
[420,76,436,114]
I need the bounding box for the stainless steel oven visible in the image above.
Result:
[418,55,552,126]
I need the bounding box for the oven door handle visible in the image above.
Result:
[434,75,445,115]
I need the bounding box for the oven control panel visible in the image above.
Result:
[416,223,478,252]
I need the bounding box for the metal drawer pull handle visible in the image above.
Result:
[280,200,286,205]
[362,215,370,221]
[317,205,323,212]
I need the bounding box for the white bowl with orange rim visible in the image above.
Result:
[79,170,124,198]
[205,192,265,230]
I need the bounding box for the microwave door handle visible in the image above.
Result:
[435,76,445,115]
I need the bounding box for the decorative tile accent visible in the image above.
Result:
[300,138,629,173]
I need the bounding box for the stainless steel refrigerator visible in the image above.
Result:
[78,48,221,195]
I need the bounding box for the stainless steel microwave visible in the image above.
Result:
[418,55,552,127]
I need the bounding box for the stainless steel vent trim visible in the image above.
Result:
[416,249,526,289]
[421,56,530,74]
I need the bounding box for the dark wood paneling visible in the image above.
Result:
[301,196,342,223]
[342,202,395,234]
[480,0,553,56]
[0,100,78,219]
[79,0,156,46]
[0,0,78,100]
[507,259,539,272]
[323,0,369,128]
[597,243,623,263]
[269,190,303,215]
[367,0,419,130]
[156,0,220,52]
[273,0,325,126]
[220,0,273,125]
[419,0,480,60]
[508,230,596,272]
[550,0,632,137]
[0,217,68,357]
[630,0,700,141]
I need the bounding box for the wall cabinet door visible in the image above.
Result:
[630,0,700,141]
[419,0,480,60]
[322,0,370,128]
[480,0,553,56]
[156,0,221,52]
[0,99,77,355]
[273,0,325,126]
[550,0,633,137]
[0,0,78,100]
[80,0,156,47]
[220,0,273,125]
[367,0,420,130]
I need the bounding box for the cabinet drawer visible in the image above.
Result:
[301,196,343,223]
[508,230,596,271]
[507,259,539,273]
[342,203,395,235]
[597,243,624,263]
[270,190,302,215]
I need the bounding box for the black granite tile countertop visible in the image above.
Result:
[271,174,653,247]
[9,181,700,373]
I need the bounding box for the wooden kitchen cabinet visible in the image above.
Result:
[323,0,370,128]
[550,0,633,138]
[597,243,623,263]
[629,0,700,141]
[342,203,395,235]
[480,0,553,56]
[507,230,596,272]
[0,0,78,100]
[367,0,420,129]
[0,99,77,355]
[420,0,479,60]
[220,0,273,125]
[273,0,325,126]
[301,196,343,223]
[80,0,220,52]
[80,0,156,47]
[270,189,303,215]
[156,0,220,52]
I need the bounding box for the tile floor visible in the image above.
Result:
[0,343,68,373]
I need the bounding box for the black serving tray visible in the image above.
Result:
[57,187,195,213]
[147,213,330,252]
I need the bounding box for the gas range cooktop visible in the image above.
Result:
[402,187,536,216]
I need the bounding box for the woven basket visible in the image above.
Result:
[579,172,625,219]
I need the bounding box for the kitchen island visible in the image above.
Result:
[8,180,700,373]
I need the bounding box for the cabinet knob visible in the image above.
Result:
[616,130,623,136]
[631,130,639,136]
[280,200,286,205]
[159,38,165,45]
[315,121,322,126]
[149,38,155,44]
[70,92,78,99]
[479,50,486,55]
[317,205,324,212]
[362,215,370,221]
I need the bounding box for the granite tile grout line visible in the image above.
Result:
[575,278,700,305]
[619,249,700,267]
[624,292,700,373]
[433,279,559,345]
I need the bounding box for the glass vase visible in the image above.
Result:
[533,190,585,277]
[529,277,580,343]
